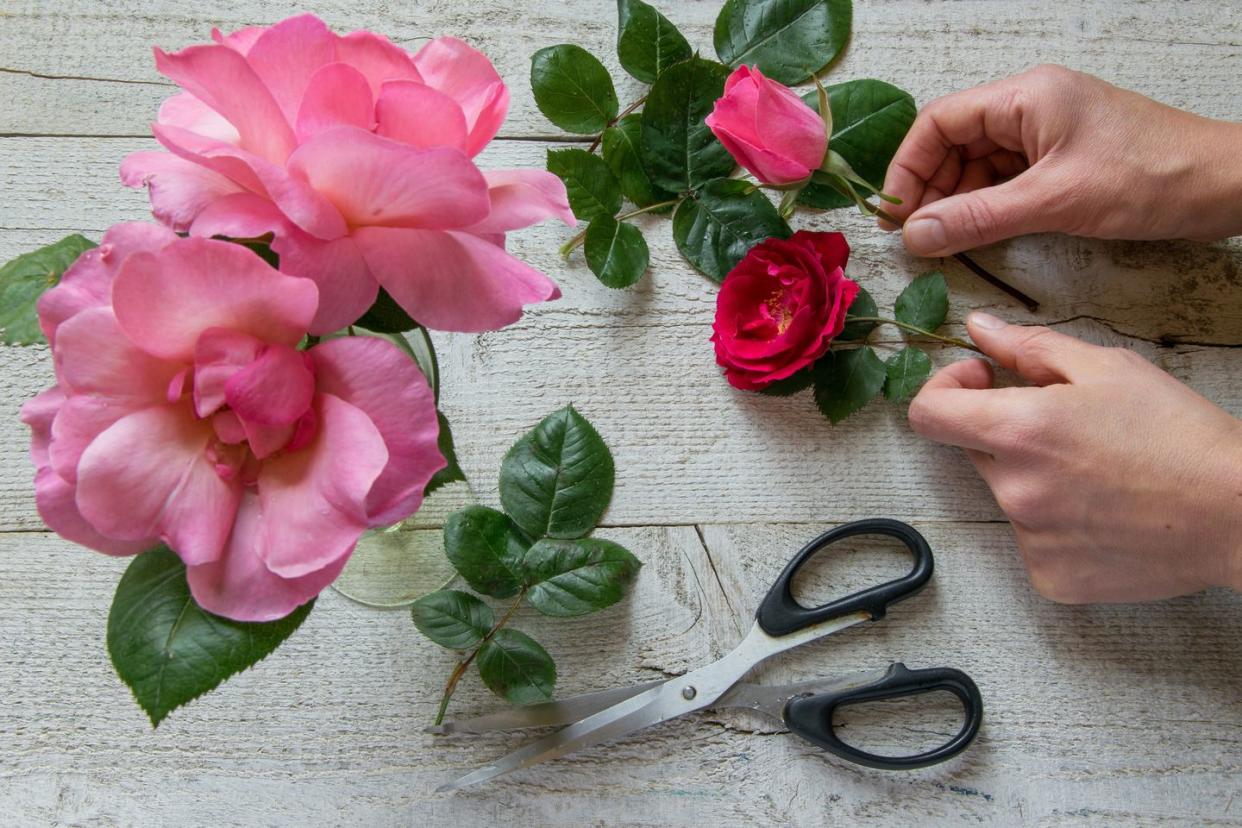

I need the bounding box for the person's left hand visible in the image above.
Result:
[908,312,1242,602]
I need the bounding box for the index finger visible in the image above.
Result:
[907,359,1042,454]
[882,78,1029,223]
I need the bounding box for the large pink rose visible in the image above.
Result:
[121,13,573,335]
[705,65,828,186]
[711,231,860,391]
[21,224,445,621]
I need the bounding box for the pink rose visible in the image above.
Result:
[121,13,574,336]
[711,231,860,391]
[21,224,445,621]
[705,65,828,186]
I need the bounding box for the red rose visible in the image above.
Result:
[711,231,860,391]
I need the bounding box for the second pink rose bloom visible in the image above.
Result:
[122,13,574,335]
[706,65,828,186]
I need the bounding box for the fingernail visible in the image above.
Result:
[904,217,947,253]
[968,311,1006,330]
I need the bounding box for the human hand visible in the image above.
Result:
[881,65,1242,256]
[908,313,1242,602]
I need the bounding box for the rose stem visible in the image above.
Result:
[558,198,682,257]
[845,315,984,353]
[871,206,1040,312]
[587,95,649,153]
[432,589,528,726]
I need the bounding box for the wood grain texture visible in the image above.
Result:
[2,525,1240,825]
[1,1,1241,824]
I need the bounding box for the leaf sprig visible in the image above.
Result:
[531,0,871,289]
[411,405,642,724]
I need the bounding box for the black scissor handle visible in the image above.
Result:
[783,663,983,770]
[755,518,933,637]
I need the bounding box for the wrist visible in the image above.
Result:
[1179,119,1242,241]
[1212,422,1242,591]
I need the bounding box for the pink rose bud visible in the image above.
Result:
[120,14,574,336]
[22,226,446,622]
[711,231,860,391]
[705,66,828,186]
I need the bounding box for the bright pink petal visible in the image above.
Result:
[269,229,378,335]
[49,396,144,484]
[53,307,180,399]
[187,491,349,622]
[187,192,288,240]
[256,393,388,578]
[194,328,265,417]
[466,169,574,235]
[755,78,826,169]
[76,403,241,565]
[37,222,178,345]
[154,44,296,163]
[121,151,244,233]
[311,336,445,525]
[286,127,490,229]
[411,37,508,155]
[353,227,560,332]
[152,124,347,239]
[374,80,468,151]
[225,344,315,426]
[212,24,266,55]
[22,386,63,467]
[709,122,811,185]
[334,30,422,96]
[156,92,239,143]
[34,467,153,557]
[243,13,337,124]
[112,237,318,362]
[296,62,375,141]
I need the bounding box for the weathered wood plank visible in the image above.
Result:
[2,1,1242,136]
[1,524,1239,825]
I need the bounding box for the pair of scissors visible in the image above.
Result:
[430,518,983,791]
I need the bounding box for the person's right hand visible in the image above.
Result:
[880,65,1242,256]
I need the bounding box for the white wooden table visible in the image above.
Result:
[2,2,1241,824]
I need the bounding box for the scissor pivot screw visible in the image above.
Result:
[681,685,697,700]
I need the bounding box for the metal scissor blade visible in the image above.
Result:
[436,684,672,792]
[426,680,665,735]
[712,668,892,719]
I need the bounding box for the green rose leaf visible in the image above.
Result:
[477,629,557,705]
[584,216,650,289]
[757,367,814,397]
[530,44,619,134]
[839,285,878,341]
[0,234,96,345]
[602,114,677,208]
[521,538,642,617]
[499,405,615,540]
[547,148,623,223]
[713,0,852,85]
[894,270,949,333]
[812,346,886,423]
[798,79,917,210]
[443,505,531,598]
[107,547,313,727]
[884,347,933,401]
[356,288,419,333]
[672,178,791,282]
[616,0,693,83]
[411,590,495,650]
[640,57,734,193]
[425,410,467,497]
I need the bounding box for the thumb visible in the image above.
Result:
[902,175,1055,256]
[965,312,1110,385]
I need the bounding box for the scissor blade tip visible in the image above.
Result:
[424,725,448,735]
[435,782,458,794]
